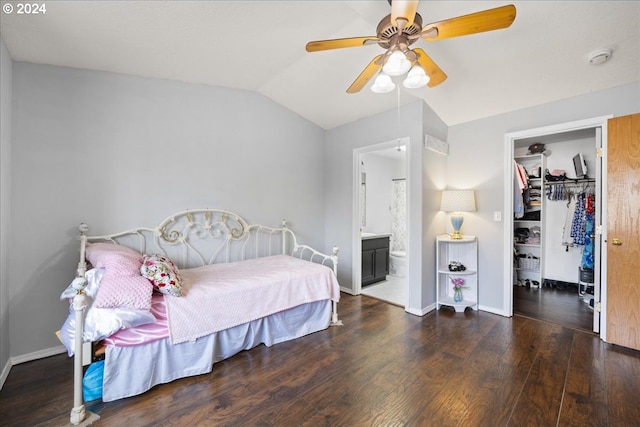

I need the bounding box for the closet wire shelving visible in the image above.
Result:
[514,154,545,289]
[514,152,598,296]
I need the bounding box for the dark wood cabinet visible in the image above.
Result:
[362,236,389,287]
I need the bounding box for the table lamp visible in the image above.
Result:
[440,190,476,239]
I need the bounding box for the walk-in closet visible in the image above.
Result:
[512,128,599,332]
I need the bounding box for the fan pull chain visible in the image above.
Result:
[396,84,401,151]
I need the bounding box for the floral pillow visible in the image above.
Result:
[140,254,183,297]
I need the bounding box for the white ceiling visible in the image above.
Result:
[1,1,638,130]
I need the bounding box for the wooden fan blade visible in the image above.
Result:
[306,37,379,52]
[391,0,420,28]
[413,48,447,88]
[421,4,516,41]
[347,55,384,93]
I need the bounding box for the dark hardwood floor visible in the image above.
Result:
[2,293,639,426]
[513,285,595,332]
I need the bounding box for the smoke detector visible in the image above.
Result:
[588,49,613,65]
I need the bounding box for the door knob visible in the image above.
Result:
[611,238,623,246]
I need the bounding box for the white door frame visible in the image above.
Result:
[503,116,611,335]
[352,137,410,308]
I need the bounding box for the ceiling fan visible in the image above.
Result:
[305,1,516,93]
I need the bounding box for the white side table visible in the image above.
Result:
[436,235,478,312]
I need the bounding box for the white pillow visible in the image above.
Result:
[59,268,156,356]
[60,267,104,300]
[60,305,156,356]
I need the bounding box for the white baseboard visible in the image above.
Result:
[0,346,67,391]
[407,304,508,317]
[340,286,356,295]
[406,303,436,317]
[0,358,10,391]
[478,305,510,317]
[11,345,67,366]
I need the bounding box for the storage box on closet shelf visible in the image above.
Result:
[526,226,540,244]
[526,163,542,179]
[517,253,540,270]
[514,226,540,245]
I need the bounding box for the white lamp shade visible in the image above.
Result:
[382,50,412,76]
[440,190,476,213]
[402,64,430,88]
[371,72,396,93]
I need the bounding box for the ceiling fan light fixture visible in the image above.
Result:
[382,50,412,76]
[371,72,396,93]
[402,64,430,88]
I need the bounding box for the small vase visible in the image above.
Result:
[453,288,463,303]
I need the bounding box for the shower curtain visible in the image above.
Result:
[391,179,406,252]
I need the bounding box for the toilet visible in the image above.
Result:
[389,251,406,277]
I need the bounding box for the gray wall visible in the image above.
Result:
[8,62,327,357]
[0,38,12,378]
[324,100,448,314]
[421,102,448,310]
[447,82,640,314]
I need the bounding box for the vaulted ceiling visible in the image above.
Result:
[1,1,638,130]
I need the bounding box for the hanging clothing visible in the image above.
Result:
[571,192,587,245]
[515,161,528,191]
[581,192,596,268]
[582,212,595,269]
[514,161,525,219]
[585,192,595,215]
[546,182,568,201]
[570,191,596,247]
[562,196,578,248]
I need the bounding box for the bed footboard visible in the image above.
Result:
[69,223,101,425]
[281,220,341,325]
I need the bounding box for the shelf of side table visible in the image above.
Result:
[436,235,478,312]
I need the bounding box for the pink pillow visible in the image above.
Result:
[86,243,153,310]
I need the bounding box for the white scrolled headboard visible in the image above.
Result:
[76,208,339,277]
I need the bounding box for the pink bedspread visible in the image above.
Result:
[165,255,340,344]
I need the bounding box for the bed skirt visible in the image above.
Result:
[102,299,331,402]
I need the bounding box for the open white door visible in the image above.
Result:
[593,126,603,333]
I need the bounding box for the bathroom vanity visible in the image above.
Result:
[361,233,390,287]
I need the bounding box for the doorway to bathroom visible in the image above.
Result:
[355,138,408,307]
